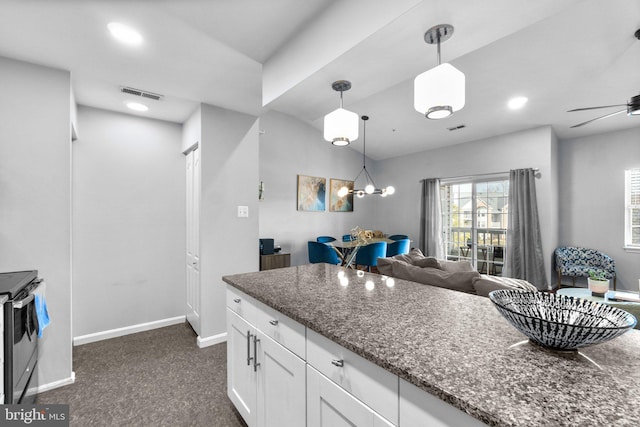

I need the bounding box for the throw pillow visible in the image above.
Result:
[390,261,479,294]
[377,257,395,276]
[438,260,475,273]
[472,275,538,297]
[391,248,425,264]
[412,257,442,269]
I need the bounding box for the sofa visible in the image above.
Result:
[377,248,538,297]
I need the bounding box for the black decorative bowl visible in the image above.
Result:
[489,290,637,350]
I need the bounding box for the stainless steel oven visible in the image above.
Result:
[0,270,42,404]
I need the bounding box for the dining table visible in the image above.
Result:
[329,237,396,268]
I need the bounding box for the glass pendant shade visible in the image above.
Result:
[414,63,465,119]
[324,107,358,146]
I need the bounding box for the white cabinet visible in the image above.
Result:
[307,365,394,427]
[306,328,398,425]
[256,329,306,427]
[399,378,486,427]
[226,288,306,427]
[227,309,257,426]
[226,286,488,427]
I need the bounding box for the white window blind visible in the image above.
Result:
[625,168,640,248]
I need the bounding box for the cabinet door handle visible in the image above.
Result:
[253,335,260,372]
[246,331,253,366]
[233,298,241,303]
[331,359,344,367]
[269,319,278,326]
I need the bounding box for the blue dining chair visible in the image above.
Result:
[316,236,337,243]
[388,234,408,241]
[386,239,410,257]
[355,241,387,272]
[342,234,354,242]
[308,241,341,265]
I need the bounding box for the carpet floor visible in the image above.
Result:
[36,323,247,427]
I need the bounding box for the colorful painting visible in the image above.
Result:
[297,175,326,211]
[329,179,354,212]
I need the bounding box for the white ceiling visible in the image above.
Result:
[0,0,638,160]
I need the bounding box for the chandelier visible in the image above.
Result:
[324,80,359,146]
[414,24,465,119]
[338,115,395,198]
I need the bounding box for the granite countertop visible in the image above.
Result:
[223,264,640,427]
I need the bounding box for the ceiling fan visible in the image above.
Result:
[568,28,640,128]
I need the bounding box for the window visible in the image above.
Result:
[625,168,640,249]
[440,177,509,275]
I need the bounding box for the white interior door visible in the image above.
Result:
[186,147,201,333]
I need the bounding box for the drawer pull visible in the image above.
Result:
[246,331,253,366]
[247,331,253,366]
[269,319,279,326]
[331,359,344,367]
[233,298,241,303]
[253,335,260,372]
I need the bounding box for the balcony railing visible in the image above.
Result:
[444,227,506,276]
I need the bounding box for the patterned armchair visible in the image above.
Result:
[554,246,616,290]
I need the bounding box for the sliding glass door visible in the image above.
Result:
[440,177,509,275]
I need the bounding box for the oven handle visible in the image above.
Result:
[13,293,35,309]
[13,280,43,309]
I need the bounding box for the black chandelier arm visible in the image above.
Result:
[342,114,393,197]
[363,167,378,189]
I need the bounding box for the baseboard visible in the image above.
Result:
[197,331,227,348]
[73,316,186,346]
[29,371,76,396]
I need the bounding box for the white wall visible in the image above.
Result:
[185,104,260,341]
[258,111,374,266]
[559,127,640,291]
[72,106,185,337]
[371,126,558,287]
[0,56,72,387]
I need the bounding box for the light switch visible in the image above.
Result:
[237,205,249,218]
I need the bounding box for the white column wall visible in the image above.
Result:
[0,56,73,388]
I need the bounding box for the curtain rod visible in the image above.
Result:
[420,168,539,183]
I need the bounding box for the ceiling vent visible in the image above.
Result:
[447,124,466,131]
[120,86,163,101]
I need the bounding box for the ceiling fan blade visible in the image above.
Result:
[567,104,627,112]
[570,109,627,128]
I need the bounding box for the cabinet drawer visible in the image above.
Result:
[226,286,257,325]
[307,365,394,427]
[254,300,306,360]
[306,329,398,425]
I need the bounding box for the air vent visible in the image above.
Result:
[120,86,163,101]
[447,124,466,131]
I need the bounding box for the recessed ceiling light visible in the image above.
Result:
[126,102,148,112]
[108,22,143,46]
[508,96,528,110]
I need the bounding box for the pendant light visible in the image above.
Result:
[324,80,358,146]
[338,116,395,198]
[414,24,465,119]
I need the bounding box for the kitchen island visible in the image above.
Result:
[223,263,640,427]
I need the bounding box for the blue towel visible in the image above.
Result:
[35,292,50,338]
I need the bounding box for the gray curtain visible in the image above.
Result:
[505,169,548,289]
[419,178,445,259]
